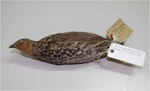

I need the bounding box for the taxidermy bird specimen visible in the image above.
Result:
[9,32,112,65]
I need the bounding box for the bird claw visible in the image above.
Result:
[93,51,107,67]
[94,60,103,67]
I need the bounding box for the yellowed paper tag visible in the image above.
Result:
[107,18,133,43]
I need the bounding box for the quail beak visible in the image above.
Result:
[9,44,15,48]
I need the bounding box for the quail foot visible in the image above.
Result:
[9,32,111,65]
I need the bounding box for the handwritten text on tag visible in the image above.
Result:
[107,43,145,67]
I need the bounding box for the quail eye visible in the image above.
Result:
[16,42,23,46]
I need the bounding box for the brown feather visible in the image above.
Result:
[10,32,111,65]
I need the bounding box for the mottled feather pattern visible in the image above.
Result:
[33,32,111,65]
[9,32,111,65]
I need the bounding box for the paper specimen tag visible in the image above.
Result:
[107,43,145,67]
[107,18,133,43]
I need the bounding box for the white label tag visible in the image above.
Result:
[107,43,145,67]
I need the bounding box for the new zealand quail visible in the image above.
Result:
[9,32,111,65]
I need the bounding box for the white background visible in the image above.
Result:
[1,1,149,90]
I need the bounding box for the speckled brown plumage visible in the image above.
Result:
[9,32,111,65]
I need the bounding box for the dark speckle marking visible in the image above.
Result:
[32,32,110,65]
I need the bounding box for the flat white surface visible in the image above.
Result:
[1,1,149,90]
[108,43,145,67]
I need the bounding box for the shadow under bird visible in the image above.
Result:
[9,32,112,65]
